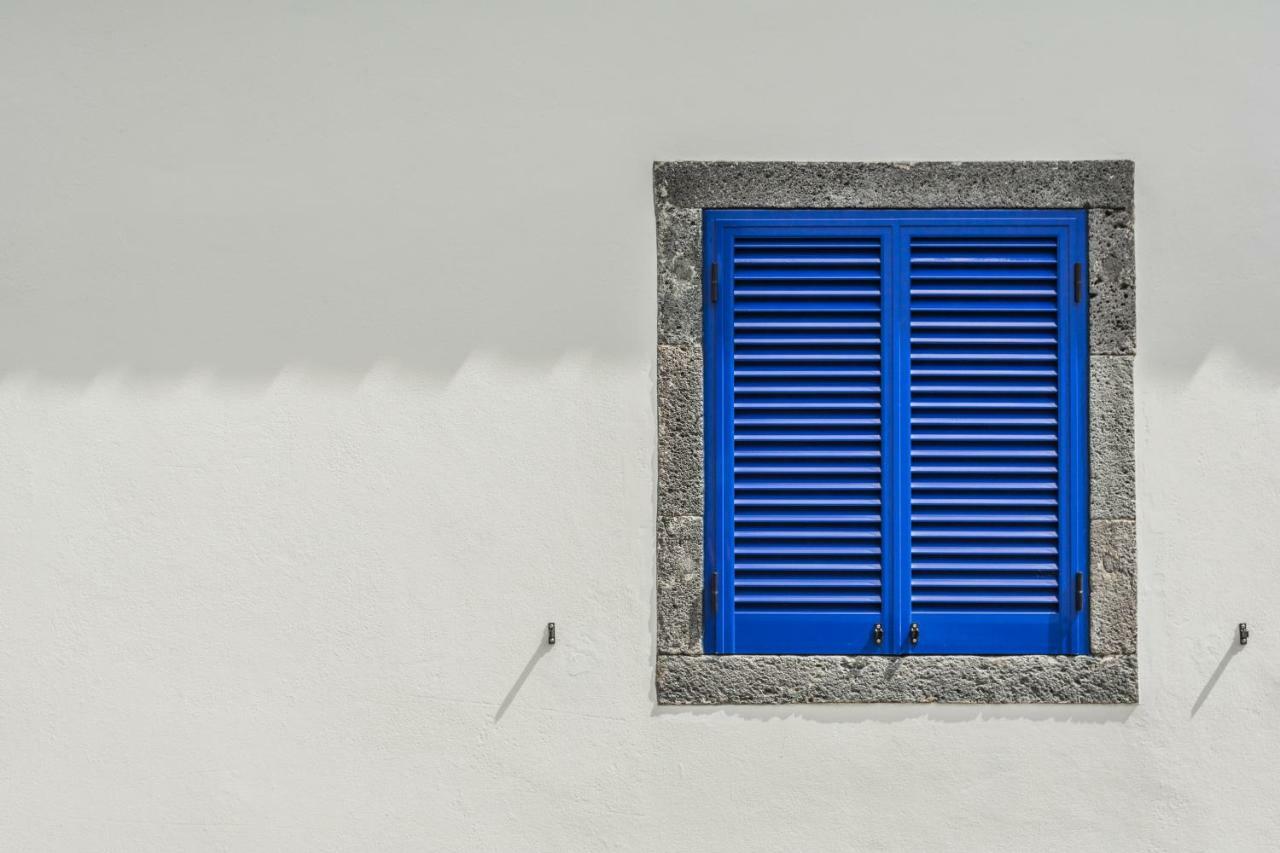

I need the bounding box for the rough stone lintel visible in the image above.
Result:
[654,160,1134,211]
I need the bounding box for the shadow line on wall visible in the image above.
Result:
[1190,628,1245,717]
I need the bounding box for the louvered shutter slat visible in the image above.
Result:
[724,232,890,653]
[704,211,1087,655]
[905,231,1080,653]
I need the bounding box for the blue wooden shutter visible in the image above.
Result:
[903,219,1087,654]
[704,215,894,653]
[704,211,1087,655]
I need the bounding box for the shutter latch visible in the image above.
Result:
[909,622,920,645]
[873,623,883,645]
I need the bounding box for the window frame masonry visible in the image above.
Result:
[654,161,1136,704]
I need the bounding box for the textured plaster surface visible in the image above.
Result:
[13,5,1280,849]
[655,161,1138,702]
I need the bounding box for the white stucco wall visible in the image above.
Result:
[2,1,1278,850]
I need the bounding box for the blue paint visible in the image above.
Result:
[703,210,1089,655]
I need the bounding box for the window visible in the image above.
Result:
[655,161,1136,704]
[703,210,1088,656]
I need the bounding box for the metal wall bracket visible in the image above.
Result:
[547,622,556,645]
[1239,622,1249,646]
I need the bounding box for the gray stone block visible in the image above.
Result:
[657,344,703,518]
[656,206,702,347]
[656,654,1138,705]
[657,515,704,655]
[1091,356,1136,520]
[1091,520,1137,655]
[1089,208,1136,355]
[654,160,1134,211]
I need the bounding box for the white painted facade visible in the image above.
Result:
[1,2,1277,849]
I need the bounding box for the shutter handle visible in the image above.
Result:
[909,623,920,645]
[873,623,883,645]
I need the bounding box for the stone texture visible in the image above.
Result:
[1091,356,1136,520]
[657,515,703,655]
[1091,520,1138,655]
[657,344,703,518]
[657,654,1138,705]
[1089,208,1136,355]
[656,206,702,347]
[654,160,1134,211]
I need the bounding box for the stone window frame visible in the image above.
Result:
[654,161,1136,704]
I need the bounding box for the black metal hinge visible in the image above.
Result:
[709,570,719,614]
[1073,262,1082,303]
[1075,572,1085,611]
[710,262,719,304]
